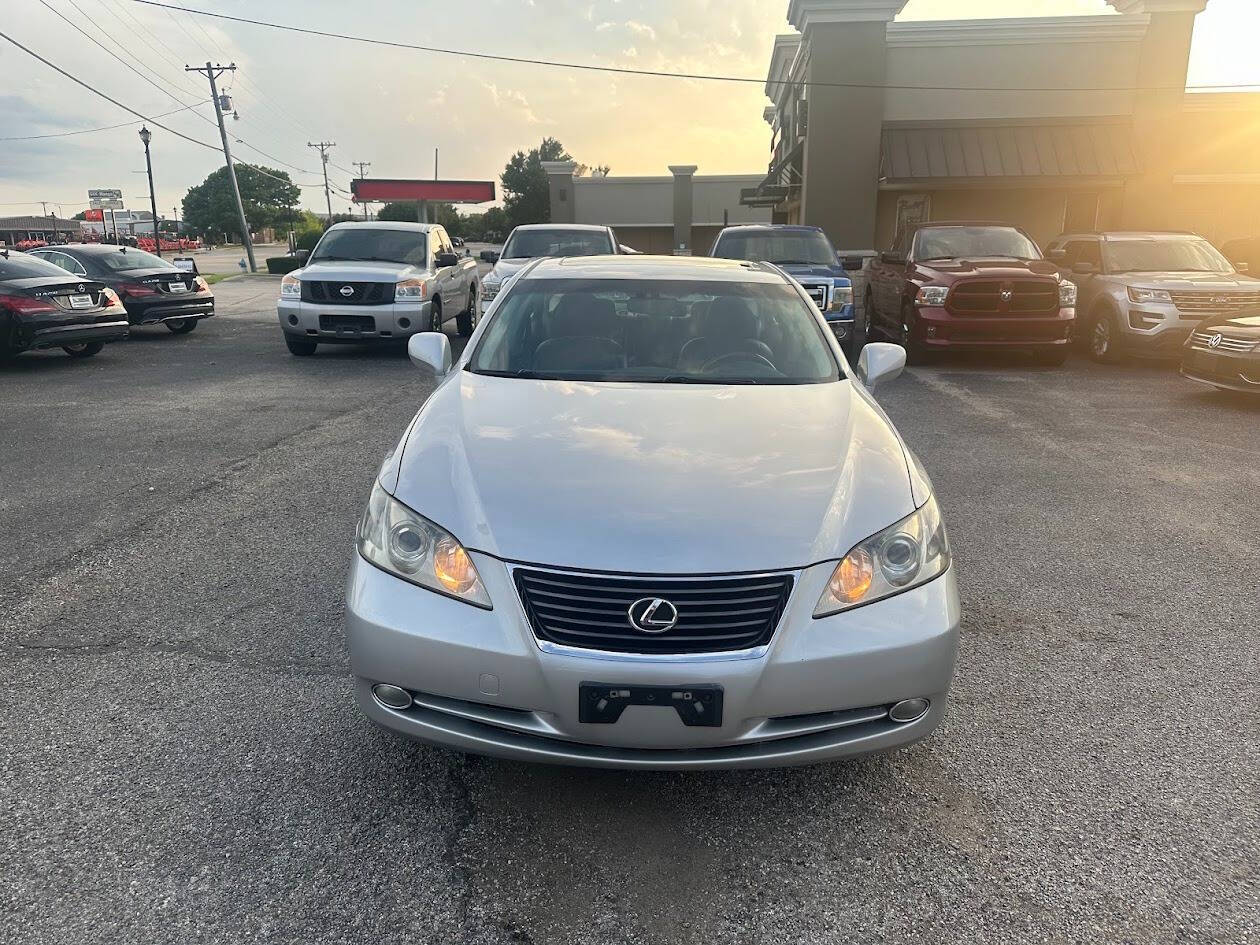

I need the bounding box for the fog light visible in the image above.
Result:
[287,314,299,326]
[889,698,930,723]
[398,317,411,330]
[372,683,412,710]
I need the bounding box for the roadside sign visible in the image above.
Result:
[88,188,124,210]
[84,209,104,221]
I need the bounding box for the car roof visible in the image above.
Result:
[1055,231,1201,241]
[907,221,1023,230]
[521,254,786,283]
[45,243,137,254]
[717,224,824,233]
[509,223,610,233]
[326,221,438,232]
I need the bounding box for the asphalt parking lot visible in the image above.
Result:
[3,277,1257,945]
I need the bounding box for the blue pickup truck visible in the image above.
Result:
[710,224,858,352]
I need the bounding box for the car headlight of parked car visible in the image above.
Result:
[915,285,949,307]
[482,276,502,302]
[1128,287,1172,304]
[1059,281,1078,306]
[280,273,301,298]
[814,494,950,617]
[395,279,428,301]
[358,482,491,609]
[828,283,854,311]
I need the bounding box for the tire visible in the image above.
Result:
[284,334,318,356]
[456,286,478,337]
[1087,306,1121,363]
[166,317,197,334]
[1032,347,1069,367]
[62,341,104,358]
[430,301,444,333]
[899,305,931,365]
[864,289,881,340]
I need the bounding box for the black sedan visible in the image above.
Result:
[29,243,215,334]
[0,249,129,359]
[1181,311,1260,394]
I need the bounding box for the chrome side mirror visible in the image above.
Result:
[857,342,907,391]
[408,332,451,376]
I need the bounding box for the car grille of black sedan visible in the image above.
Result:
[301,281,393,305]
[514,568,794,655]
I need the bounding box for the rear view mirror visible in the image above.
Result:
[856,342,907,391]
[295,249,310,264]
[880,251,906,266]
[408,332,452,376]
[435,252,460,268]
[1236,262,1250,273]
[1048,247,1067,262]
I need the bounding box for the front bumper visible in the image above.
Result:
[824,307,857,343]
[1117,305,1205,357]
[916,304,1075,350]
[1180,346,1260,393]
[278,297,433,342]
[346,552,960,769]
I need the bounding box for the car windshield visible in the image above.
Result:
[712,230,835,267]
[310,229,428,266]
[502,229,613,259]
[94,248,168,271]
[914,226,1041,261]
[468,278,841,385]
[1104,238,1232,274]
[0,252,74,279]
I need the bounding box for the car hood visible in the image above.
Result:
[298,260,426,282]
[388,373,917,574]
[487,258,534,282]
[915,258,1059,281]
[777,263,850,284]
[1120,273,1260,289]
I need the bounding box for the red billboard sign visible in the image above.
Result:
[350,179,496,204]
[84,208,104,221]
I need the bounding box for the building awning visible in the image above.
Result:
[880,123,1141,186]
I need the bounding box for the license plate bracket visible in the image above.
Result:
[579,682,723,727]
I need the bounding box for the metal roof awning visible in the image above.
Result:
[880,123,1141,188]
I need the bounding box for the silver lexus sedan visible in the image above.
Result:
[346,255,960,769]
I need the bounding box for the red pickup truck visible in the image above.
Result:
[864,222,1077,364]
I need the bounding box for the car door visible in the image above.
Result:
[872,230,909,334]
[434,227,462,312]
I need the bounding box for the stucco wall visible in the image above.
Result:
[571,176,769,228]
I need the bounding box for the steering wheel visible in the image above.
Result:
[700,351,781,375]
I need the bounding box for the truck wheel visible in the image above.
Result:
[63,342,104,358]
[456,286,478,337]
[430,302,443,333]
[900,305,931,365]
[166,318,197,334]
[1088,307,1121,363]
[284,335,318,356]
[864,290,880,340]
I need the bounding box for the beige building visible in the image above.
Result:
[544,163,770,255]
[746,0,1260,250]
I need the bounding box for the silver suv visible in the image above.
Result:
[1046,231,1260,362]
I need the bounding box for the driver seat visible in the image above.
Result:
[677,298,773,373]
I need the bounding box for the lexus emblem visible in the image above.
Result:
[627,597,679,634]
[1208,333,1224,349]
[339,285,355,297]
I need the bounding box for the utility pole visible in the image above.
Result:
[186,62,256,272]
[39,200,49,217]
[434,148,439,181]
[353,161,371,219]
[309,141,336,227]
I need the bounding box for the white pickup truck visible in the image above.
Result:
[277,222,480,357]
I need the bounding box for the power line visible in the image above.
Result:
[0,101,207,141]
[129,0,1260,94]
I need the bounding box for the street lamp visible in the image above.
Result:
[138,125,161,257]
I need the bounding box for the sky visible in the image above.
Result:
[0,0,1257,220]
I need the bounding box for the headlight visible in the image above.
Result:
[828,283,854,311]
[482,278,501,301]
[1128,287,1172,304]
[358,482,491,608]
[280,273,301,298]
[395,278,427,301]
[1059,281,1077,306]
[814,494,950,617]
[915,285,949,307]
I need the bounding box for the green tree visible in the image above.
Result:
[181,165,300,241]
[377,202,463,235]
[501,137,571,229]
